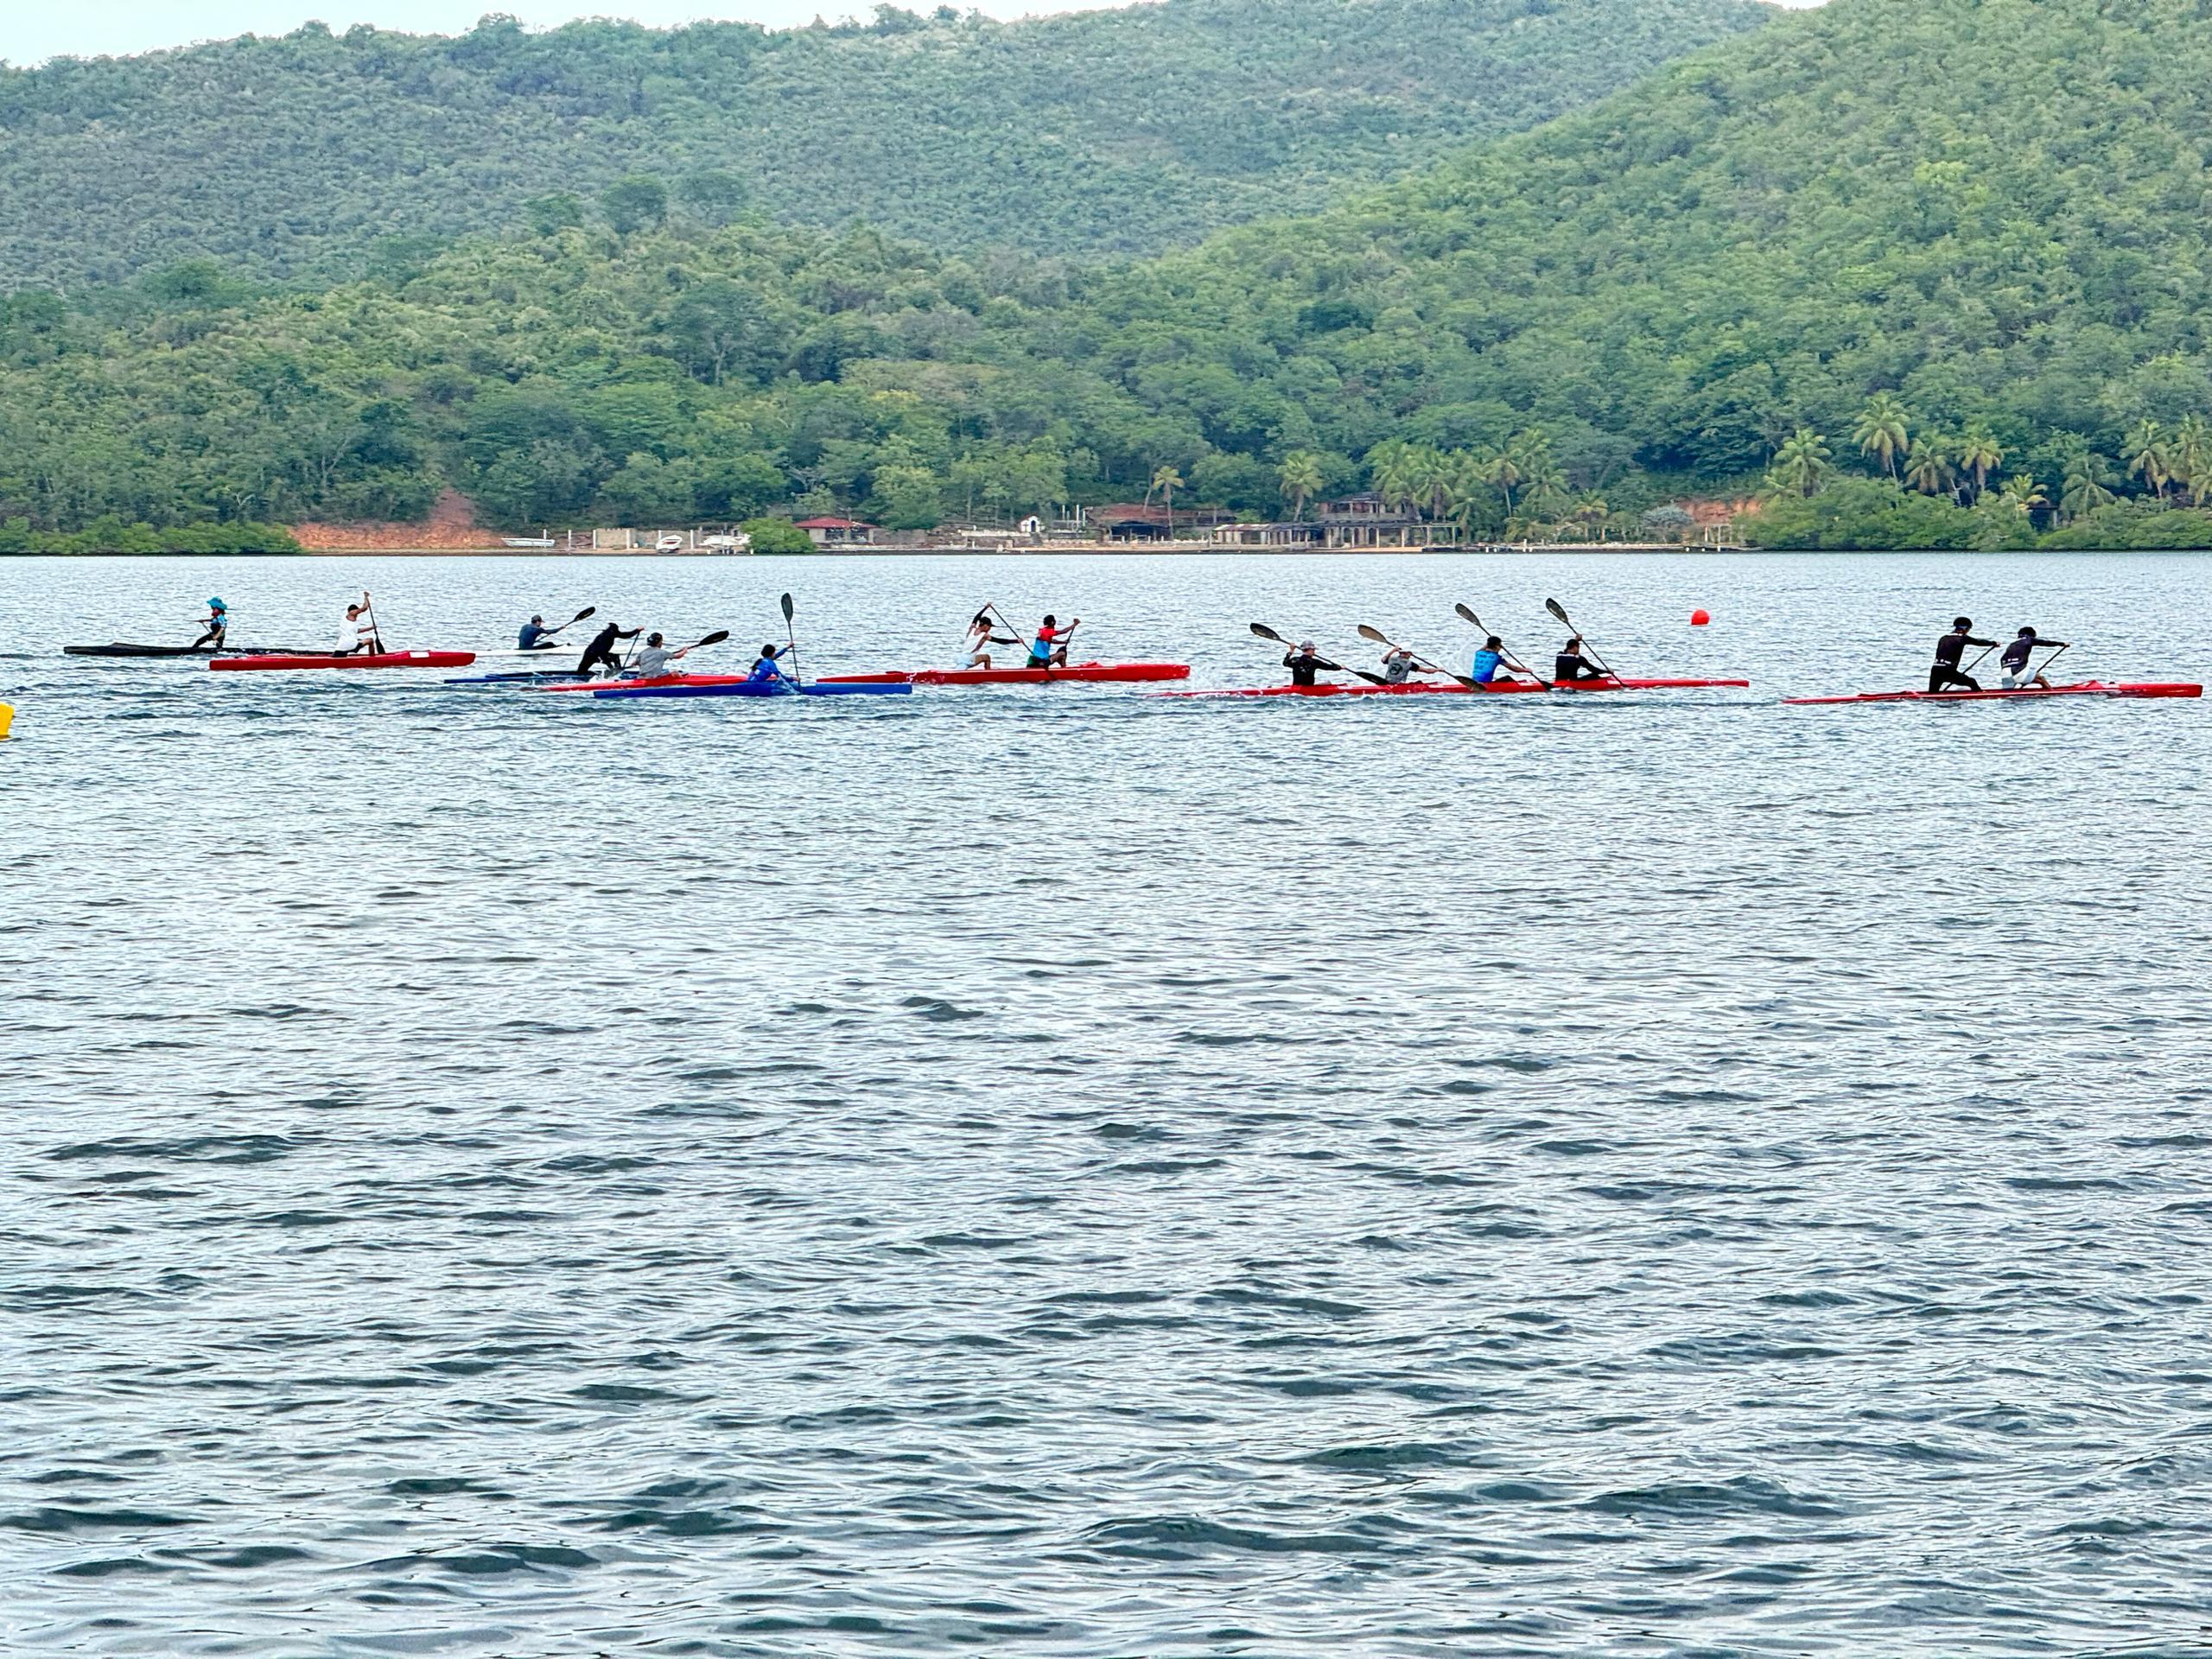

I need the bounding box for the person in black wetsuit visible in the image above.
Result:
[1929,616,1998,693]
[576,620,641,680]
[1999,626,2067,690]
[1283,641,1326,687]
[1554,635,1608,683]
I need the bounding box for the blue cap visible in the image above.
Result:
[208,597,227,609]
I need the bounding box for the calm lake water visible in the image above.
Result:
[4,551,2209,1657]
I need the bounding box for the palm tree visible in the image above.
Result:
[1904,435,1953,497]
[1150,464,1184,533]
[1570,492,1608,541]
[1956,426,2002,501]
[2172,414,2211,506]
[1277,451,1324,522]
[1366,442,1420,524]
[2061,453,2117,522]
[2125,419,2171,504]
[1853,393,1910,481]
[1478,446,1523,513]
[1410,445,1453,523]
[1770,426,1833,499]
[1444,449,1489,541]
[1995,474,2047,518]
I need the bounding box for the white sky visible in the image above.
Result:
[3,0,1823,67]
[0,1,1117,66]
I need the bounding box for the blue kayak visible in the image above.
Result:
[593,679,912,701]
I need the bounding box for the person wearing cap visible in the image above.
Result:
[1554,633,1608,683]
[1282,640,1328,687]
[1377,645,1420,684]
[518,613,556,652]
[192,598,228,649]
[1929,615,1997,694]
[334,592,379,657]
[960,609,1019,671]
[1999,626,2066,690]
[575,620,639,680]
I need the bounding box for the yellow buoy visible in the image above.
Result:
[0,702,12,740]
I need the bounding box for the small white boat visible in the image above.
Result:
[655,534,686,552]
[702,533,753,555]
[503,535,556,549]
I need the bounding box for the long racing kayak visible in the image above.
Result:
[210,650,476,671]
[594,679,912,701]
[819,661,1191,686]
[534,672,749,694]
[1786,680,2202,705]
[1165,675,1749,699]
[67,642,302,658]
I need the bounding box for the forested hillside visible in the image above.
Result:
[14,0,2212,550]
[0,0,1770,289]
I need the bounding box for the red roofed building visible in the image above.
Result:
[793,516,877,548]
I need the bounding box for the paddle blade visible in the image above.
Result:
[1356,624,1389,644]
[1453,603,1480,626]
[694,629,730,650]
[571,606,596,623]
[1249,622,1286,642]
[1545,598,1572,626]
[780,592,795,624]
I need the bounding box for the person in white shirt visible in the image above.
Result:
[334,593,379,656]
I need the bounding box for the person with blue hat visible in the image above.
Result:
[192,598,229,650]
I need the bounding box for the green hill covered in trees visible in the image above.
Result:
[11,0,2212,550]
[0,0,1769,289]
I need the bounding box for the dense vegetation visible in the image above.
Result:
[0,0,1768,289]
[13,0,2212,550]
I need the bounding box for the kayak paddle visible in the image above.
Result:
[2022,641,2071,686]
[360,588,386,655]
[540,604,595,641]
[780,592,803,685]
[1543,598,1622,683]
[1453,603,1553,689]
[1356,623,1474,687]
[1248,622,1386,683]
[682,628,731,658]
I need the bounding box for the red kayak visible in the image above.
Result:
[1787,680,2202,706]
[1165,675,1748,699]
[210,650,476,671]
[818,661,1191,687]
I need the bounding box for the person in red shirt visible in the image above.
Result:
[1028,613,1081,669]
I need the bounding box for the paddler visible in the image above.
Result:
[2000,626,2066,690]
[192,598,228,649]
[1283,639,1328,687]
[962,609,1020,671]
[630,632,695,677]
[1028,613,1080,670]
[1929,616,1998,694]
[1554,634,1609,683]
[1379,645,1419,684]
[747,643,796,687]
[1470,634,1518,685]
[575,620,640,680]
[334,593,379,658]
[518,613,557,651]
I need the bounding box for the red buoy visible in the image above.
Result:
[1690,608,1711,626]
